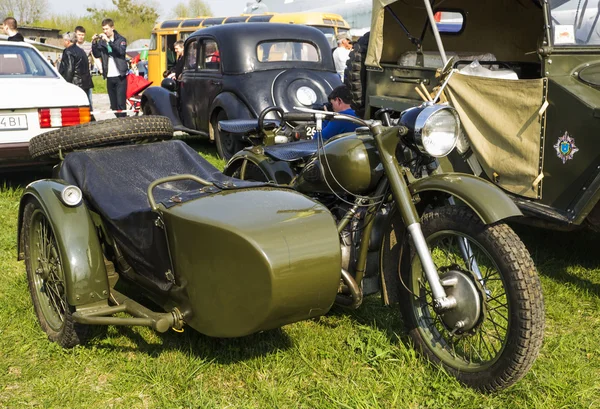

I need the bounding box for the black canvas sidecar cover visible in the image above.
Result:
[58,140,264,291]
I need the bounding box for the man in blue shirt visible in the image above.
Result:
[321,85,360,140]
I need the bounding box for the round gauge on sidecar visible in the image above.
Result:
[578,63,600,88]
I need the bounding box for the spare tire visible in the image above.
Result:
[344,32,370,118]
[29,116,174,159]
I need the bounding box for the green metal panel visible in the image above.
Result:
[409,173,522,224]
[19,180,109,306]
[225,148,296,184]
[542,76,600,212]
[160,187,341,337]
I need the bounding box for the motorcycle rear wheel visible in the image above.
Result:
[400,206,544,392]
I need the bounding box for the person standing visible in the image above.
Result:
[332,33,352,82]
[92,18,128,117]
[59,32,93,111]
[2,17,24,42]
[73,26,94,111]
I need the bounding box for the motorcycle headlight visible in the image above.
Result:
[403,105,460,158]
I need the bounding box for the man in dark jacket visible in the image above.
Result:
[91,18,128,117]
[2,17,24,42]
[59,32,94,110]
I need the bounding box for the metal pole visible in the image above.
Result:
[423,0,448,65]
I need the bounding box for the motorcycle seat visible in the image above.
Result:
[219,119,280,135]
[263,139,319,162]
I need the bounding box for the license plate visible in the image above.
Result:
[304,125,317,138]
[0,114,28,131]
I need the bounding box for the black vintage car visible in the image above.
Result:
[142,23,342,159]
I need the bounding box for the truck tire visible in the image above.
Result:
[29,116,174,159]
[344,32,370,118]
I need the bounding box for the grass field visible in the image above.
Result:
[0,142,598,408]
[92,75,107,94]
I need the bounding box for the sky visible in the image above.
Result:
[45,0,253,19]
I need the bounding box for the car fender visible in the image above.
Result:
[141,86,183,127]
[209,93,253,140]
[17,180,109,306]
[224,149,296,185]
[409,173,523,224]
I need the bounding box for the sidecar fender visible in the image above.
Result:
[409,173,522,224]
[17,180,109,306]
[224,149,297,185]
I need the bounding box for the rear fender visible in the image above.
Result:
[142,86,183,127]
[410,173,522,224]
[224,149,296,185]
[17,180,109,306]
[210,92,253,141]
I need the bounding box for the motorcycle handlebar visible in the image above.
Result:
[282,113,316,122]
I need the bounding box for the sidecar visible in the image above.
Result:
[17,118,342,347]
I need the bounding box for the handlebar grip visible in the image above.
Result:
[283,113,315,122]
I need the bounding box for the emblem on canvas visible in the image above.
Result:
[554,132,579,164]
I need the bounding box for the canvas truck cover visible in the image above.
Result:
[446,73,546,199]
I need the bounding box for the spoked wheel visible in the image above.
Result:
[23,200,89,348]
[213,110,245,161]
[400,206,544,392]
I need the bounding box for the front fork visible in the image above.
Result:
[373,123,456,312]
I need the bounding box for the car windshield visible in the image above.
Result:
[550,0,600,46]
[0,45,57,78]
[257,41,320,63]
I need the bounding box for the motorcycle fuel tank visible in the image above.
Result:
[294,132,384,195]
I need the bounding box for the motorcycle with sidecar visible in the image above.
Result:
[18,109,543,393]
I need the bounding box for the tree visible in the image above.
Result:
[171,0,212,18]
[84,0,159,41]
[0,0,49,25]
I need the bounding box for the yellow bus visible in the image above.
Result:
[147,12,350,86]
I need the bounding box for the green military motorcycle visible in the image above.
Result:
[221,103,544,392]
[18,109,542,393]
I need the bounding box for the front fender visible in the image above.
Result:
[224,148,296,185]
[18,180,109,306]
[142,86,183,127]
[410,173,522,224]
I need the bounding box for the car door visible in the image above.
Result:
[195,38,223,133]
[179,38,198,129]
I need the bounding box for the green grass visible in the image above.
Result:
[92,75,107,94]
[0,151,598,408]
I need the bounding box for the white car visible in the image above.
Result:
[0,40,90,167]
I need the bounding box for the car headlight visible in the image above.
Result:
[402,105,460,158]
[296,86,318,106]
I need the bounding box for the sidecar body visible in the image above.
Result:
[18,139,341,339]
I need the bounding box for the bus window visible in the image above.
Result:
[162,35,177,69]
[314,26,336,47]
[149,33,157,51]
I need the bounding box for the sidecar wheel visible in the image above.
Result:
[23,200,90,348]
[400,206,544,392]
[29,116,174,159]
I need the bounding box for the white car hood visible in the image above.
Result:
[0,78,89,110]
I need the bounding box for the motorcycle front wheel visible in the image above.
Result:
[400,206,544,392]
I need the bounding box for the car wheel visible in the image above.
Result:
[213,110,245,160]
[23,199,90,348]
[29,116,174,159]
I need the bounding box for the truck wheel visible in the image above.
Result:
[344,32,369,118]
[29,116,174,159]
[23,200,90,348]
[213,110,245,160]
[400,206,544,392]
